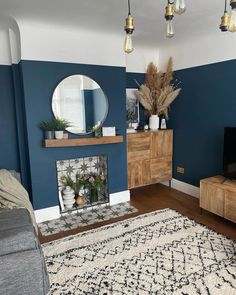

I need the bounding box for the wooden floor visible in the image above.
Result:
[39,183,236,244]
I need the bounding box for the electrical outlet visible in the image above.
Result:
[177,166,185,174]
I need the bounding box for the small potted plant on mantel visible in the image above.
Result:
[39,120,55,139]
[53,118,71,139]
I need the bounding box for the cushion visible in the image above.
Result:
[0,208,32,231]
[0,225,38,256]
[0,249,50,295]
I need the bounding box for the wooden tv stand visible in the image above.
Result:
[200,176,236,223]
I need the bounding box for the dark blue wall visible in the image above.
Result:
[168,60,236,186]
[0,65,20,171]
[127,60,236,187]
[20,60,127,210]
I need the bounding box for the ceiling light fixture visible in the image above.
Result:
[228,0,236,32]
[124,0,135,54]
[220,0,230,31]
[165,0,175,38]
[174,0,186,15]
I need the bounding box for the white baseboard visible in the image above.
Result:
[34,206,60,223]
[162,178,200,198]
[35,190,130,223]
[109,190,130,205]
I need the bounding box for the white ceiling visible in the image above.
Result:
[0,0,225,47]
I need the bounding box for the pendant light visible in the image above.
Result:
[124,0,135,53]
[165,0,175,38]
[174,0,186,15]
[228,0,236,32]
[220,0,230,31]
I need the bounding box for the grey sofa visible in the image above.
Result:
[0,208,50,295]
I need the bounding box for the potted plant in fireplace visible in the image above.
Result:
[61,173,86,207]
[61,174,76,209]
[53,118,71,139]
[73,172,86,206]
[86,173,106,204]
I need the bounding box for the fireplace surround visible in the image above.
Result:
[56,155,109,213]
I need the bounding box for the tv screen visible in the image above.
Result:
[223,127,236,180]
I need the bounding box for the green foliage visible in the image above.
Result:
[85,173,106,190]
[61,174,74,188]
[39,118,71,131]
[61,172,106,194]
[38,120,55,131]
[53,118,71,131]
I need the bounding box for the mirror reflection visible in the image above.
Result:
[52,75,108,134]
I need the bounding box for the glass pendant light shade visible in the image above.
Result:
[220,11,230,31]
[174,0,186,14]
[124,0,134,53]
[228,8,236,31]
[166,20,174,38]
[165,1,174,38]
[124,33,134,53]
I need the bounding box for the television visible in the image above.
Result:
[223,127,236,180]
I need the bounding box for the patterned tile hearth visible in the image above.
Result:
[38,202,138,236]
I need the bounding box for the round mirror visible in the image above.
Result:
[52,75,108,134]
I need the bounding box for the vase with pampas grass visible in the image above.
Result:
[135,57,181,130]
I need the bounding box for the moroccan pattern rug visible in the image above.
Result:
[42,208,236,295]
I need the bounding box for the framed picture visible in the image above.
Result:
[126,88,139,129]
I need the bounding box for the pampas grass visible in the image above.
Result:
[135,57,181,119]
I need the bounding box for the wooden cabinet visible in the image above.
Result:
[200,176,236,223]
[127,130,173,189]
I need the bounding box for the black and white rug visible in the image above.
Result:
[42,208,236,295]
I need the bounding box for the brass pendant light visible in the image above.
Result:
[220,0,230,31]
[228,0,236,32]
[174,0,186,15]
[165,0,175,38]
[124,0,135,53]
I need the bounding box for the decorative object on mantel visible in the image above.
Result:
[39,118,71,140]
[53,118,71,139]
[124,0,135,53]
[38,119,55,139]
[42,208,236,294]
[102,127,116,136]
[91,121,102,137]
[135,57,181,130]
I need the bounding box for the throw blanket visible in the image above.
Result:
[0,169,38,233]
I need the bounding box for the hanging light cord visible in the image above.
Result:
[128,0,131,15]
[224,0,227,12]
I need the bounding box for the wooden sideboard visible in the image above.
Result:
[200,176,236,223]
[127,130,173,189]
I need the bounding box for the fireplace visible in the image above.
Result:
[56,155,109,212]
